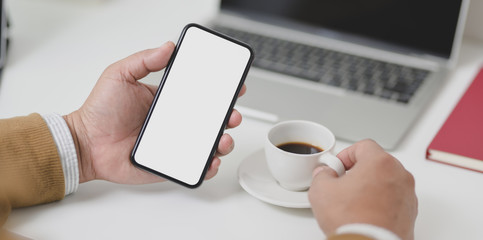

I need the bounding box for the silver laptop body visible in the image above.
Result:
[210,0,469,149]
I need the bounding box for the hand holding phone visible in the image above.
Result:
[131,24,254,188]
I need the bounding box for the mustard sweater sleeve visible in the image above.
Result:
[0,113,65,233]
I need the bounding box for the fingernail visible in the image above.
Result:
[162,41,174,47]
[312,165,330,177]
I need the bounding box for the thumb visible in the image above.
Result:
[312,166,338,181]
[103,41,175,83]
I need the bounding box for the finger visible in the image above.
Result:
[312,166,338,180]
[336,139,386,170]
[103,41,175,83]
[216,134,234,156]
[238,84,247,98]
[204,157,221,180]
[227,109,242,129]
[309,166,337,200]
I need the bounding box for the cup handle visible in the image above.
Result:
[318,153,346,177]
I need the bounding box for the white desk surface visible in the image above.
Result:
[2,1,483,239]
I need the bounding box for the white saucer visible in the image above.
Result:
[237,149,311,208]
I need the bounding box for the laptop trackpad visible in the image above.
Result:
[237,74,415,149]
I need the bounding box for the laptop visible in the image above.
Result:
[209,0,469,149]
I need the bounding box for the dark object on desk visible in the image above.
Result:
[0,0,7,69]
[426,67,483,173]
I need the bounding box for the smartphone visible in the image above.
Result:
[130,23,254,188]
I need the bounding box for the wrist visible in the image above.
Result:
[63,112,95,183]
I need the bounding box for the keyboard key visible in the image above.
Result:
[380,90,394,99]
[398,93,412,103]
[385,81,408,94]
[364,83,376,95]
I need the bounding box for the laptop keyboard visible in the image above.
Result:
[215,26,429,104]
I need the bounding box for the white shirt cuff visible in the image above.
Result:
[42,113,79,196]
[336,223,401,240]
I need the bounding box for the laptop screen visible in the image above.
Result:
[220,0,463,59]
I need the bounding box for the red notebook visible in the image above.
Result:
[426,67,483,172]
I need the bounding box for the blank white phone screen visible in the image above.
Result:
[133,25,252,187]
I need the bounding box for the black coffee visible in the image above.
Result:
[277,142,324,154]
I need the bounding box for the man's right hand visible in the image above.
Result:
[308,139,418,240]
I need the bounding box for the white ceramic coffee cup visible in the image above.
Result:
[265,120,345,191]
